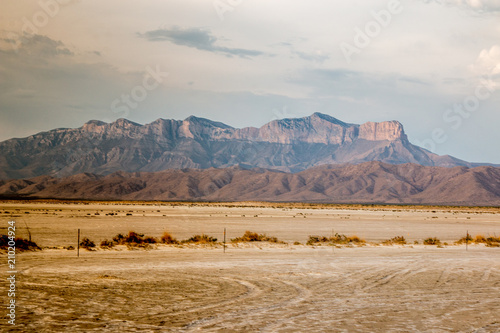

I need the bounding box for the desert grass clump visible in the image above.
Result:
[100,239,115,249]
[109,231,159,249]
[123,231,144,244]
[231,231,280,243]
[112,231,156,245]
[142,236,159,244]
[161,231,179,244]
[455,234,473,244]
[382,236,407,245]
[0,235,40,251]
[455,234,500,247]
[468,234,500,247]
[474,235,487,243]
[113,233,125,244]
[307,233,365,246]
[423,237,441,245]
[182,234,217,244]
[80,237,96,250]
[485,236,500,247]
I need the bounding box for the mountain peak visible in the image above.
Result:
[112,118,141,127]
[85,120,107,126]
[184,115,233,129]
[309,112,352,127]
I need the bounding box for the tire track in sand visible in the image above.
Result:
[182,278,312,332]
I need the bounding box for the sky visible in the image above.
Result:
[1,0,500,163]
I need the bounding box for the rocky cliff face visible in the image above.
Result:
[0,113,483,179]
[358,121,407,141]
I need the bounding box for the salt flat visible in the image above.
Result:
[1,202,500,332]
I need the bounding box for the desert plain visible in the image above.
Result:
[1,201,500,332]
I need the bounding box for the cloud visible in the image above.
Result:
[139,26,265,58]
[292,50,329,63]
[0,33,148,141]
[0,33,73,58]
[291,68,430,98]
[469,45,500,90]
[470,45,500,75]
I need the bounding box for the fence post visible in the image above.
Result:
[77,229,80,257]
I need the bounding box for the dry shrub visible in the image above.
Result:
[80,237,96,250]
[382,236,407,245]
[142,236,158,244]
[473,234,500,247]
[113,233,125,244]
[231,231,280,243]
[456,234,499,247]
[100,239,115,248]
[112,231,155,245]
[423,237,441,245]
[455,234,473,244]
[0,235,40,251]
[124,231,144,244]
[474,235,487,243]
[160,232,178,244]
[109,231,159,248]
[307,233,365,245]
[182,234,217,244]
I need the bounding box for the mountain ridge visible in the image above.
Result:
[0,113,493,179]
[1,161,499,206]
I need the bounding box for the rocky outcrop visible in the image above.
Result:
[358,121,407,141]
[0,113,487,179]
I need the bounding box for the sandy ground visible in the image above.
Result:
[1,202,500,332]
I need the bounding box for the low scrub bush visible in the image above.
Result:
[80,237,96,250]
[382,236,407,245]
[307,233,365,245]
[142,236,158,244]
[456,234,473,244]
[472,234,499,247]
[182,234,217,244]
[231,231,279,243]
[100,239,115,248]
[0,235,40,251]
[112,231,158,245]
[160,232,178,244]
[423,237,441,245]
[455,234,499,247]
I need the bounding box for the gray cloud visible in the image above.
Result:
[139,26,265,58]
[0,33,73,58]
[292,50,329,63]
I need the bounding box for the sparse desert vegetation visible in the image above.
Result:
[181,234,217,244]
[306,234,365,246]
[423,237,441,245]
[382,236,407,245]
[231,230,280,243]
[0,235,40,251]
[79,237,96,250]
[160,231,178,244]
[2,201,500,332]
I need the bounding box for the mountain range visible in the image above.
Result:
[1,161,499,206]
[0,113,489,180]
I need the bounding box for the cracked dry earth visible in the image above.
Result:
[2,246,500,332]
